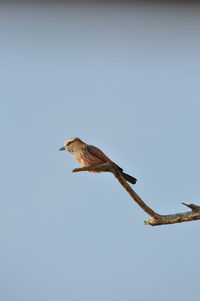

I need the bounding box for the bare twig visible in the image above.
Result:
[72,162,200,226]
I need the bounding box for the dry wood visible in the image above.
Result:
[72,162,200,226]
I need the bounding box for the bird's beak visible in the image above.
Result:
[59,146,66,151]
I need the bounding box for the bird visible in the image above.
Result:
[59,137,137,185]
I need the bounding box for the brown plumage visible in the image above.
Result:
[59,137,137,185]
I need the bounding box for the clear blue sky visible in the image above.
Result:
[1,3,200,301]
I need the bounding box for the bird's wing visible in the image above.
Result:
[82,145,112,162]
[82,145,123,172]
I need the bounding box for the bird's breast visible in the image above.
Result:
[72,150,103,168]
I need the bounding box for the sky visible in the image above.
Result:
[1,2,200,301]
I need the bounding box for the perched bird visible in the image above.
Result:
[59,137,137,185]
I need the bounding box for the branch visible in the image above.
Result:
[72,163,200,226]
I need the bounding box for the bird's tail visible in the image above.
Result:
[121,172,137,185]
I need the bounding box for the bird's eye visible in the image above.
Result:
[66,141,74,146]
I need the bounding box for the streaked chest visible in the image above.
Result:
[72,149,103,167]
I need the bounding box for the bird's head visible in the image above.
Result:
[59,137,83,152]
